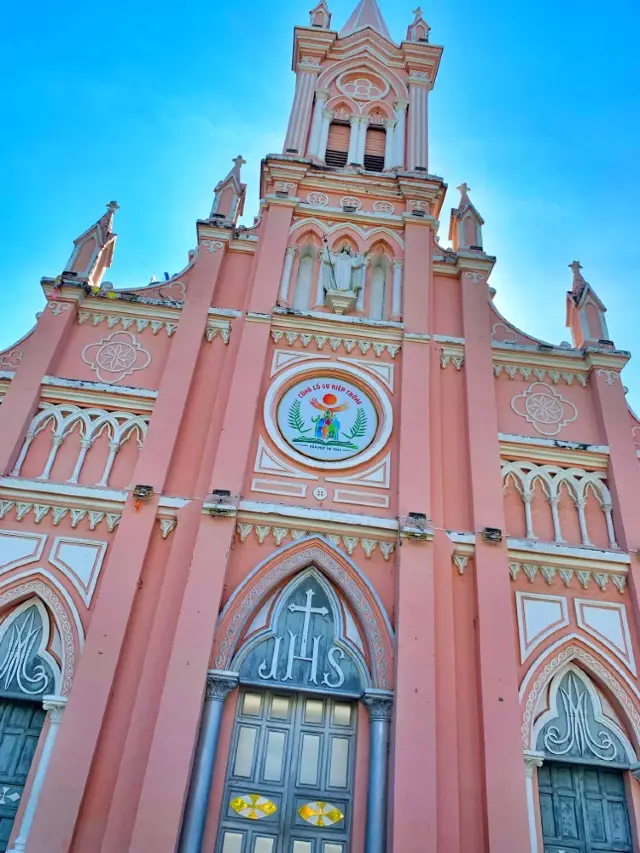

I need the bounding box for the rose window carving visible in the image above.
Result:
[337,72,389,101]
[306,192,329,206]
[510,381,578,436]
[82,331,152,383]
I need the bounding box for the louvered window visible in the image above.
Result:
[363,127,386,172]
[325,122,350,168]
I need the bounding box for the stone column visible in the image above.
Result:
[393,100,408,169]
[523,752,545,853]
[178,671,239,853]
[317,108,334,161]
[307,89,330,158]
[283,64,319,156]
[391,260,403,320]
[347,115,360,165]
[383,118,396,170]
[362,690,393,853]
[408,73,431,171]
[278,246,297,306]
[9,696,67,853]
[355,116,369,165]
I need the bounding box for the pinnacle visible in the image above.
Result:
[339,0,392,42]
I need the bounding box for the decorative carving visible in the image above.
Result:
[201,240,224,253]
[0,500,120,533]
[204,320,232,344]
[440,346,464,370]
[235,524,395,560]
[337,73,388,101]
[362,689,393,721]
[271,330,400,358]
[47,301,72,316]
[491,322,518,344]
[509,561,625,593]
[82,331,151,383]
[158,518,178,539]
[42,696,67,724]
[494,363,588,387]
[452,554,469,575]
[0,604,54,697]
[78,312,177,337]
[0,349,23,370]
[230,794,277,820]
[464,271,486,285]
[339,196,362,211]
[205,670,238,702]
[306,192,329,206]
[372,201,395,214]
[596,369,620,386]
[298,802,344,826]
[510,382,578,436]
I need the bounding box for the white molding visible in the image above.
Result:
[515,591,570,664]
[508,537,629,565]
[575,599,636,675]
[250,479,308,499]
[499,433,610,454]
[48,537,108,607]
[325,454,390,489]
[253,437,318,481]
[333,489,390,508]
[0,478,127,504]
[237,499,398,531]
[0,531,48,573]
[42,375,157,399]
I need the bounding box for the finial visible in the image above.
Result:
[106,200,120,212]
[457,183,470,205]
[569,260,587,292]
[412,6,422,20]
[407,5,431,41]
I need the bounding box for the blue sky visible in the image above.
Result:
[2,0,640,407]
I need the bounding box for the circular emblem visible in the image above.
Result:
[277,378,378,462]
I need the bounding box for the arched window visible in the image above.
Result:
[364,127,386,172]
[292,250,315,311]
[369,258,388,320]
[325,122,350,167]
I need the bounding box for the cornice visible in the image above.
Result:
[499,433,610,470]
[40,375,156,413]
[297,204,404,228]
[508,537,630,572]
[492,346,590,381]
[584,349,630,371]
[271,309,403,345]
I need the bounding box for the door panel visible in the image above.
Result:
[0,700,45,853]
[217,692,356,853]
[538,762,632,853]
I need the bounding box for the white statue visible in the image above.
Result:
[322,246,364,293]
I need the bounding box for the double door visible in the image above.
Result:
[217,690,356,853]
[538,762,632,852]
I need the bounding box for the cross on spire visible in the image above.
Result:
[106,200,120,212]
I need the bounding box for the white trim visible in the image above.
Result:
[499,433,609,454]
[42,375,157,399]
[507,537,629,565]
[0,478,127,503]
[48,537,108,607]
[237,499,398,531]
[0,531,48,573]
[515,591,570,664]
[575,599,636,675]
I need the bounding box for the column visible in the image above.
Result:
[392,218,436,852]
[347,116,360,164]
[391,260,403,320]
[0,295,78,476]
[383,118,396,170]
[178,672,238,853]
[523,753,545,853]
[283,66,319,156]
[408,74,430,171]
[362,691,393,853]
[460,265,531,852]
[25,241,231,853]
[317,109,333,161]
[355,117,369,165]
[9,696,67,853]
[307,89,330,158]
[278,246,297,305]
[393,100,408,169]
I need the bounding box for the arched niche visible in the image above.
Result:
[0,598,61,701]
[213,537,394,691]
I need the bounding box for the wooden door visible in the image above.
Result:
[217,691,357,853]
[0,700,45,852]
[538,762,632,853]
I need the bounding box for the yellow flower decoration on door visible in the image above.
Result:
[230,793,278,820]
[298,801,344,827]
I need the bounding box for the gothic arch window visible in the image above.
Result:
[0,599,60,701]
[363,126,386,172]
[325,122,350,168]
[534,665,635,766]
[292,245,316,311]
[368,255,389,320]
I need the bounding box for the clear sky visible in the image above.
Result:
[2,0,639,407]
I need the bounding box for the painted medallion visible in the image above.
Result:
[277,377,378,462]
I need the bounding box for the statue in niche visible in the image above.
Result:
[322,244,363,314]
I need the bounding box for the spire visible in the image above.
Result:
[565,261,610,348]
[339,0,392,42]
[210,155,247,224]
[63,201,118,287]
[448,184,485,252]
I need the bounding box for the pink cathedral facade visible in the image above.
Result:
[1,2,640,853]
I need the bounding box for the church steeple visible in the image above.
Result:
[209,155,247,224]
[565,261,610,348]
[339,0,393,42]
[449,183,485,252]
[63,201,118,288]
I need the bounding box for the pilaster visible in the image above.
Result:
[283,63,320,156]
[460,266,531,853]
[407,73,431,171]
[25,241,231,853]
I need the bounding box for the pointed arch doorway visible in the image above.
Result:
[178,542,394,853]
[531,665,636,853]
